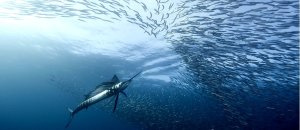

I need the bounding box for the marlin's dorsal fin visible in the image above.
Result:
[99,82,115,86]
[111,75,120,83]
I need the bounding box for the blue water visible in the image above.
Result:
[0,0,299,130]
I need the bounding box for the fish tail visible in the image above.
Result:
[65,108,74,129]
[68,108,73,114]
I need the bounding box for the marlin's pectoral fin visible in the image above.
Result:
[120,91,127,97]
[113,93,119,113]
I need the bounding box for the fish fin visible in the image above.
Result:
[120,91,127,97]
[65,116,73,128]
[113,93,119,112]
[65,108,74,128]
[111,75,120,83]
[68,108,73,114]
[95,82,115,88]
[84,94,89,100]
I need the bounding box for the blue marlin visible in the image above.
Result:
[65,71,142,128]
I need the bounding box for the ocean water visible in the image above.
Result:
[0,0,298,130]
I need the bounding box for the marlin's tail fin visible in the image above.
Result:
[68,108,73,114]
[65,108,74,129]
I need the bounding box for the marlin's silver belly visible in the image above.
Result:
[88,90,110,103]
[73,90,112,114]
[85,90,111,106]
